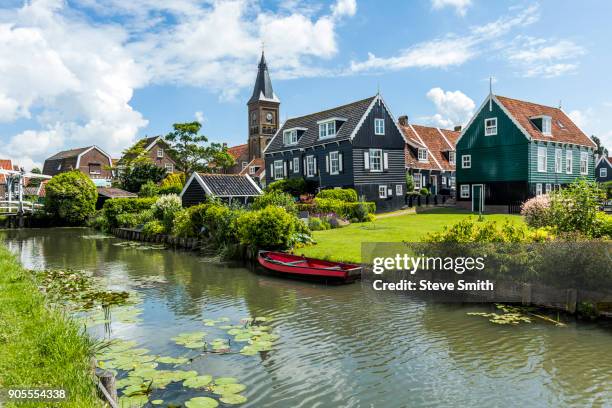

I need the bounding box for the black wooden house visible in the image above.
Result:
[263,94,408,212]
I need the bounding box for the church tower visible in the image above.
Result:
[247,51,280,161]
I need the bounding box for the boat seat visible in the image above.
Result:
[284,259,308,265]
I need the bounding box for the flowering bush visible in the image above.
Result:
[152,194,182,232]
[252,191,297,214]
[521,194,551,228]
[237,206,310,249]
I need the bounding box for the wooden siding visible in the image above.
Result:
[528,142,595,184]
[352,99,405,149]
[596,158,612,182]
[181,179,206,207]
[78,149,113,180]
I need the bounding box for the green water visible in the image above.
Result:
[2,228,611,407]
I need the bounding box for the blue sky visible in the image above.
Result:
[0,0,610,169]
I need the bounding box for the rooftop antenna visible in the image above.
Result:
[558,99,562,109]
[488,76,493,111]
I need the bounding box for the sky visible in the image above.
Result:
[1,0,611,170]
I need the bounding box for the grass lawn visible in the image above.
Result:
[0,245,102,407]
[297,208,524,263]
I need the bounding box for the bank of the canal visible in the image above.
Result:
[0,245,102,408]
[2,227,612,407]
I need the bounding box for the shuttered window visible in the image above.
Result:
[293,157,300,174]
[273,160,284,179]
[369,149,383,172]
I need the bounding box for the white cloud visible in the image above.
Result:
[420,87,475,128]
[332,0,357,19]
[431,0,472,16]
[568,109,589,130]
[349,5,539,73]
[506,37,586,78]
[194,111,205,124]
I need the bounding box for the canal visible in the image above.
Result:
[2,228,611,407]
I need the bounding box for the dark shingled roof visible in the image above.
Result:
[97,187,137,198]
[46,147,90,160]
[248,52,277,104]
[197,173,262,197]
[265,95,377,153]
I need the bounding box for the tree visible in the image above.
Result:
[28,168,42,187]
[405,172,415,193]
[165,122,210,174]
[207,142,236,173]
[591,135,608,157]
[45,171,97,225]
[118,139,153,168]
[119,163,166,193]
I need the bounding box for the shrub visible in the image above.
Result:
[548,179,606,237]
[426,217,551,243]
[142,220,165,235]
[116,212,141,228]
[138,180,159,197]
[593,212,612,239]
[252,191,297,213]
[119,162,167,193]
[172,208,194,237]
[237,206,307,249]
[158,185,183,195]
[405,173,415,193]
[45,171,97,225]
[419,187,429,196]
[102,197,158,229]
[521,194,552,228]
[312,198,376,220]
[266,178,312,196]
[161,172,186,189]
[316,188,358,202]
[308,217,330,231]
[152,194,182,233]
[202,204,242,246]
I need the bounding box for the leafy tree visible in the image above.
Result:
[549,178,606,237]
[138,180,160,197]
[405,172,415,193]
[165,122,210,174]
[591,135,608,157]
[28,167,42,187]
[45,171,97,225]
[118,139,153,168]
[207,142,236,173]
[119,163,166,193]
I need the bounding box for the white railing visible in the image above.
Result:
[0,200,45,214]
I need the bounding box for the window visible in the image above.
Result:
[249,166,256,175]
[601,167,608,178]
[293,157,300,174]
[89,163,101,175]
[542,117,552,135]
[418,148,428,161]
[369,149,383,172]
[57,163,62,171]
[462,155,471,169]
[374,118,385,135]
[165,163,173,173]
[378,185,387,198]
[555,149,562,173]
[306,155,315,177]
[450,176,456,187]
[442,176,447,186]
[329,151,340,175]
[460,185,470,198]
[536,183,543,196]
[545,183,552,194]
[318,121,336,139]
[396,184,403,196]
[580,152,588,175]
[566,150,573,174]
[485,118,497,136]
[537,146,547,172]
[284,129,298,145]
[274,160,284,180]
[413,174,422,190]
[242,161,248,170]
[449,151,456,165]
[157,148,164,158]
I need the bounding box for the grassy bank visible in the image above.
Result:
[297,208,524,263]
[0,245,101,407]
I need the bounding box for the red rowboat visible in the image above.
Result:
[257,251,361,282]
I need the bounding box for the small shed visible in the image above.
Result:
[96,187,137,209]
[180,173,263,207]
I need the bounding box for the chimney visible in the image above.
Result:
[222,142,227,148]
[454,125,462,132]
[398,115,409,126]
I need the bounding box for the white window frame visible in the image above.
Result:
[601,167,608,178]
[273,160,284,180]
[242,161,248,170]
[249,166,256,175]
[396,184,403,196]
[165,163,173,173]
[450,176,456,187]
[306,155,315,177]
[284,129,298,145]
[89,163,101,175]
[374,118,385,135]
[555,149,562,173]
[542,116,552,136]
[580,152,588,175]
[545,183,552,194]
[537,146,547,173]
[293,157,300,174]
[157,148,164,158]
[460,185,470,198]
[442,176,447,186]
[449,151,456,165]
[566,150,573,174]
[378,185,387,199]
[536,183,543,196]
[418,148,428,162]
[369,149,383,172]
[462,154,471,169]
[318,121,336,139]
[484,117,497,136]
[413,174,422,190]
[329,151,340,175]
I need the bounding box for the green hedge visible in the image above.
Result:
[298,198,376,220]
[316,188,358,202]
[102,197,157,229]
[45,171,98,225]
[237,206,307,249]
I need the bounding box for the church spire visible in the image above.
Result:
[248,51,278,104]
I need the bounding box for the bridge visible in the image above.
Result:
[0,200,45,216]
[1,168,50,225]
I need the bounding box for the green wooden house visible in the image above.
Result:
[456,93,596,212]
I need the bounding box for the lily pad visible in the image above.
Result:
[184,397,219,408]
[156,356,189,365]
[220,394,248,405]
[151,400,164,405]
[119,394,148,407]
[213,383,246,395]
[183,375,213,388]
[213,377,238,385]
[172,332,206,347]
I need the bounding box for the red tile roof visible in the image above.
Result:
[228,144,248,160]
[399,124,458,171]
[239,158,265,178]
[0,159,13,183]
[495,95,596,147]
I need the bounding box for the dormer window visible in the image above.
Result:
[484,118,497,136]
[283,129,298,145]
[542,116,552,135]
[449,151,456,165]
[318,121,336,139]
[418,148,428,161]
